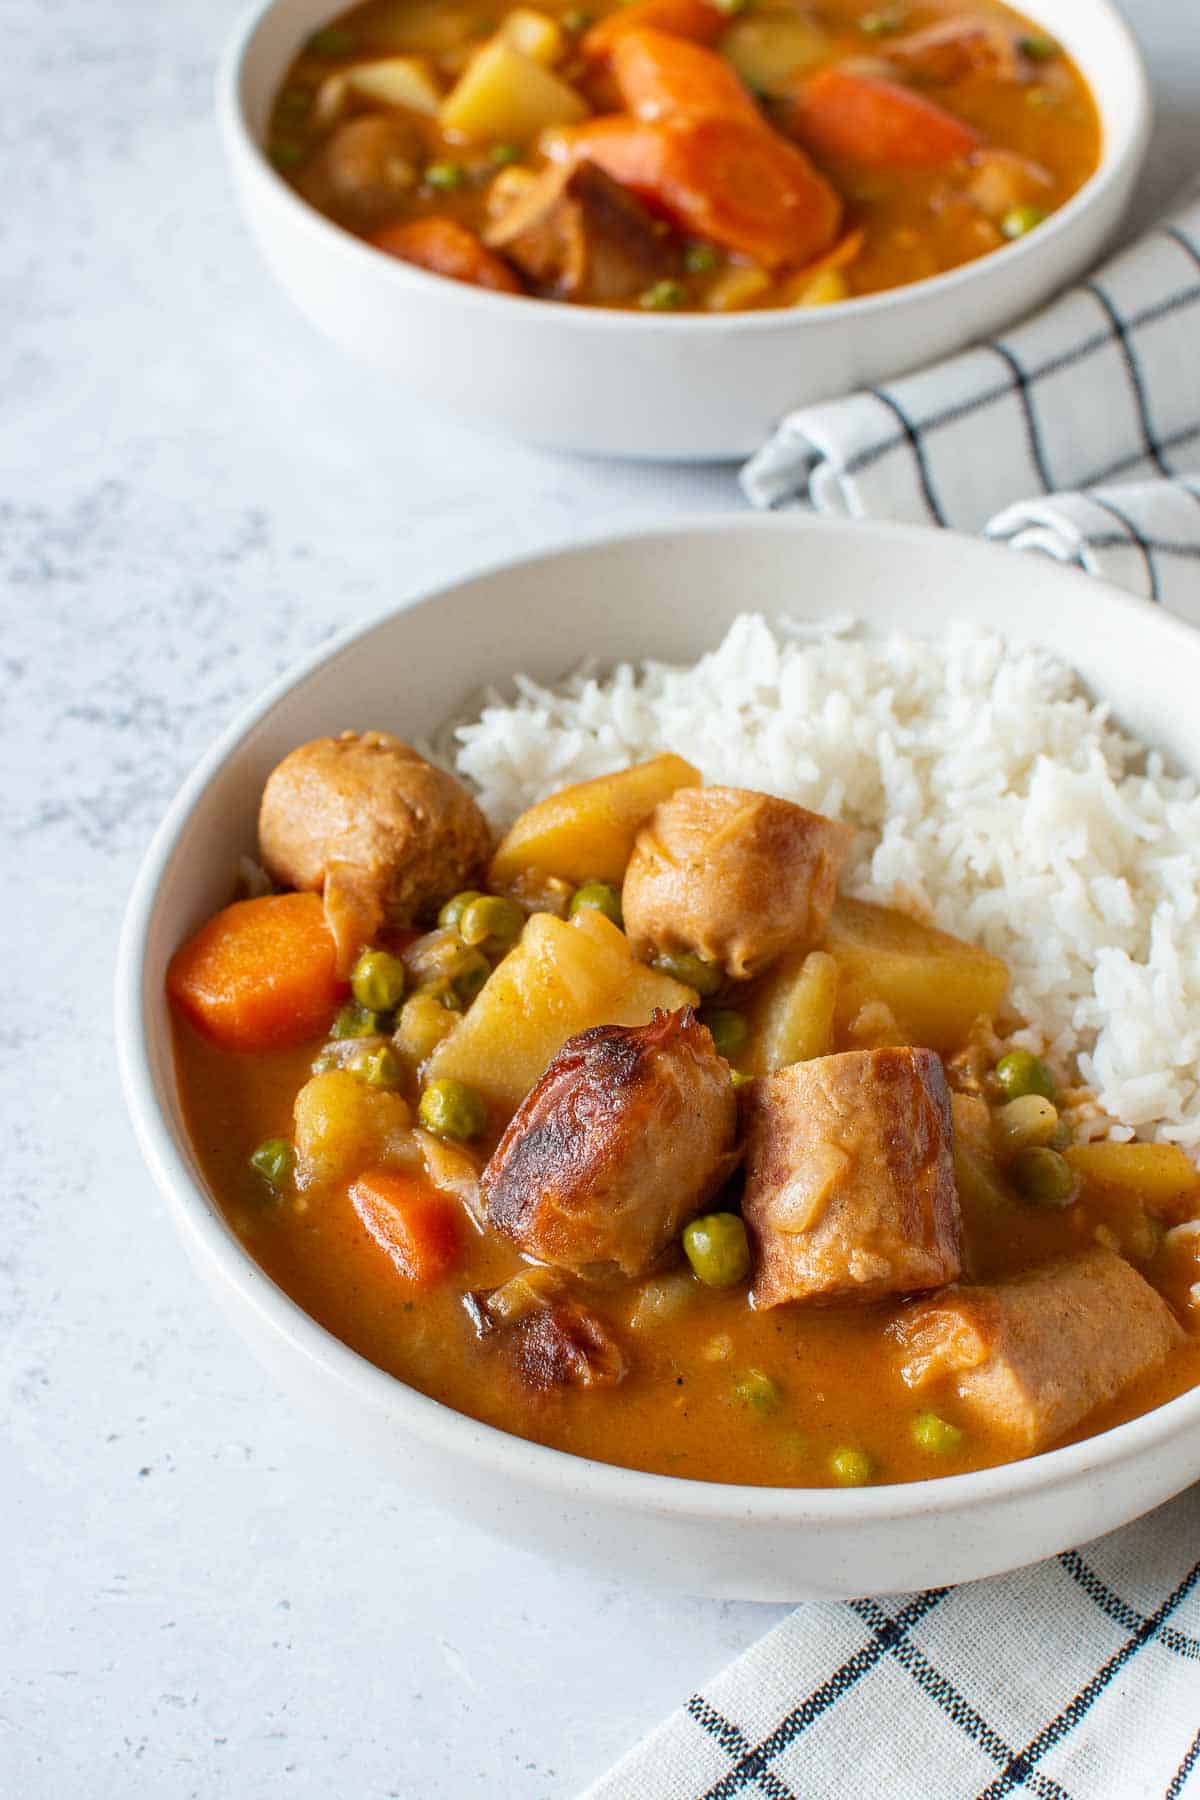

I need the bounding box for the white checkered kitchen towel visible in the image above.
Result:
[742,187,1200,620]
[583,1487,1200,1800]
[584,192,1200,1800]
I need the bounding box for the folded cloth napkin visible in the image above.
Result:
[742,189,1200,617]
[582,1486,1200,1800]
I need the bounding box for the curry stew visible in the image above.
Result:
[264,0,1101,311]
[169,735,1200,1487]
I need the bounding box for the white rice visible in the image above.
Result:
[446,614,1200,1153]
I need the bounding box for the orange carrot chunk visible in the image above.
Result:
[556,115,842,269]
[583,0,724,61]
[349,1168,460,1286]
[167,892,346,1052]
[370,218,525,293]
[609,27,762,125]
[787,65,981,169]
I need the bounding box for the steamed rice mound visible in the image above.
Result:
[448,615,1200,1154]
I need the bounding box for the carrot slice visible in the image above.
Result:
[787,65,981,169]
[610,28,763,126]
[349,1168,460,1286]
[556,115,842,269]
[583,0,723,61]
[370,218,525,293]
[167,892,346,1052]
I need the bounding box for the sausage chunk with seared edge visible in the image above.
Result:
[743,1047,962,1307]
[892,1246,1184,1454]
[482,1008,738,1278]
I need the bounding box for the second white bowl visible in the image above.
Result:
[217,0,1151,459]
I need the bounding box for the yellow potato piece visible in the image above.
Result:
[794,267,848,307]
[439,41,587,145]
[704,266,770,313]
[824,898,1009,1054]
[425,909,696,1113]
[348,56,443,114]
[742,948,837,1075]
[1066,1142,1200,1218]
[719,14,829,95]
[293,1069,412,1190]
[490,752,700,890]
[498,8,566,67]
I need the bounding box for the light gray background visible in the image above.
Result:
[2,3,1197,1795]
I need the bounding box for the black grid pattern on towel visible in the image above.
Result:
[762,220,1200,517]
[986,474,1200,605]
[680,1555,1200,1800]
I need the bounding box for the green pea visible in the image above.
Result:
[700,1008,748,1061]
[994,1048,1055,1102]
[351,948,407,1013]
[683,1213,751,1289]
[830,1447,874,1486]
[438,890,483,932]
[249,1137,292,1191]
[269,140,305,171]
[684,242,718,274]
[489,142,523,166]
[451,947,491,1004]
[1011,1145,1076,1208]
[568,881,623,929]
[732,1369,782,1414]
[860,7,904,33]
[419,1078,488,1141]
[331,1001,384,1040]
[652,951,722,998]
[730,1069,753,1090]
[458,894,525,952]
[350,1045,405,1090]
[1002,204,1047,240]
[911,1411,964,1456]
[639,279,687,311]
[305,25,357,55]
[426,161,466,191]
[1018,32,1058,61]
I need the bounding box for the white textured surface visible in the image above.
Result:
[1,3,1197,1795]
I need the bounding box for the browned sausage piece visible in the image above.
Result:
[743,1047,962,1308]
[622,786,854,981]
[485,160,678,303]
[258,731,491,973]
[891,1246,1184,1454]
[482,1008,738,1278]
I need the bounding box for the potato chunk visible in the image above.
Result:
[824,898,1009,1054]
[742,948,837,1074]
[1066,1142,1200,1221]
[440,42,587,144]
[497,8,566,66]
[489,753,699,891]
[425,909,695,1113]
[293,1069,412,1190]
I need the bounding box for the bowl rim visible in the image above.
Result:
[117,512,1200,1527]
[216,0,1153,334]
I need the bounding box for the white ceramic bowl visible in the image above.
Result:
[117,517,1200,1600]
[217,0,1150,459]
